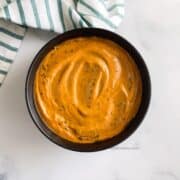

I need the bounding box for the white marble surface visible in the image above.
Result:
[0,0,180,179]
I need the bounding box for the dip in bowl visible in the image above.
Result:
[26,28,151,152]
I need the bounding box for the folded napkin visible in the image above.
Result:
[0,0,124,87]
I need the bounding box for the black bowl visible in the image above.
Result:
[25,28,151,152]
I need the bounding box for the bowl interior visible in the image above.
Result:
[25,28,151,152]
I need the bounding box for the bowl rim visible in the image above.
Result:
[25,28,151,152]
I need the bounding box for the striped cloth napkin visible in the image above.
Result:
[0,0,125,87]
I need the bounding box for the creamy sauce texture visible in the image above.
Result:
[34,37,142,143]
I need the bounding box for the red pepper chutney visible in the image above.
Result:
[34,37,142,143]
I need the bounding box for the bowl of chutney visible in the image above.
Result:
[25,28,151,152]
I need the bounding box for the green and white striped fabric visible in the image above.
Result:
[0,0,124,87]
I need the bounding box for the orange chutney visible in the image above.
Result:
[34,37,142,143]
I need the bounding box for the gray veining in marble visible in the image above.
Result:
[151,171,179,180]
[0,157,16,180]
[0,174,7,180]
